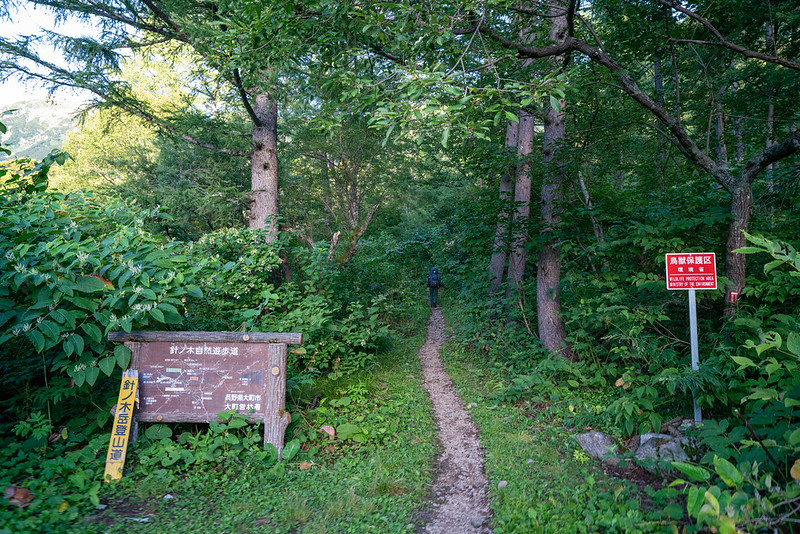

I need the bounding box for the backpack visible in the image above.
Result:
[428,268,440,288]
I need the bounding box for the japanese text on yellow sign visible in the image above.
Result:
[104,370,138,481]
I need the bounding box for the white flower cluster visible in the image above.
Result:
[131,303,155,314]
[76,250,89,266]
[127,260,143,276]
[12,264,52,281]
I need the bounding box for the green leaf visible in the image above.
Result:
[28,330,45,353]
[75,275,108,293]
[787,428,800,447]
[185,285,203,298]
[730,356,755,370]
[149,307,165,322]
[145,424,173,440]
[441,126,450,148]
[336,423,360,440]
[114,345,131,368]
[764,260,784,274]
[784,397,800,407]
[0,310,15,328]
[732,246,763,254]
[549,95,562,113]
[66,296,97,312]
[85,366,100,386]
[704,490,720,517]
[38,320,61,341]
[787,332,800,357]
[81,323,102,344]
[504,110,519,123]
[671,461,711,482]
[282,439,300,461]
[70,334,85,356]
[73,369,86,387]
[99,356,116,377]
[64,337,75,357]
[713,456,743,488]
[687,486,704,516]
[120,317,133,333]
[227,417,248,429]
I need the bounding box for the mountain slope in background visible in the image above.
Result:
[1,98,81,161]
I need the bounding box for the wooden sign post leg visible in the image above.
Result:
[264,343,290,458]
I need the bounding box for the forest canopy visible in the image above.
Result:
[1,0,799,531]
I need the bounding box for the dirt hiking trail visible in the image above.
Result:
[418,307,492,534]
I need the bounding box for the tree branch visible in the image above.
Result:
[232,68,262,127]
[473,20,739,191]
[658,0,800,71]
[0,40,246,157]
[741,129,800,183]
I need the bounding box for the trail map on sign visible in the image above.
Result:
[665,253,717,290]
[137,342,268,422]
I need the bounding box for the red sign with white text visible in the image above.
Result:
[666,253,717,290]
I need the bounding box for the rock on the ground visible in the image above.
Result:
[576,432,619,466]
[635,434,693,466]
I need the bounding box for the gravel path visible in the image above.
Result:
[418,308,492,534]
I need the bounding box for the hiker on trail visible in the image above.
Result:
[427,267,441,308]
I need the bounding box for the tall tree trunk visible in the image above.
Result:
[489,120,519,294]
[765,21,776,179]
[664,8,681,123]
[504,110,535,307]
[653,53,665,106]
[714,86,728,169]
[578,170,604,244]
[537,5,571,359]
[249,92,279,242]
[765,96,775,179]
[732,82,746,163]
[724,184,753,310]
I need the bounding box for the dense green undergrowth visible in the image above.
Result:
[0,151,437,532]
[441,306,687,533]
[1,315,436,533]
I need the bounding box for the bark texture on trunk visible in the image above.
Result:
[505,111,535,303]
[538,103,570,358]
[471,3,800,321]
[714,87,728,169]
[724,185,753,311]
[536,4,571,359]
[249,92,280,242]
[653,54,665,106]
[489,120,519,294]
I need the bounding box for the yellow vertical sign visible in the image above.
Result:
[104,369,138,481]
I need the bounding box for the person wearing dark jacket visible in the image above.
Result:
[427,267,441,307]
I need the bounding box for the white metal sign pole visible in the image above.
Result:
[688,288,701,423]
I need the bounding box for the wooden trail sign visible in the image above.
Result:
[108,331,303,460]
[104,369,138,481]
